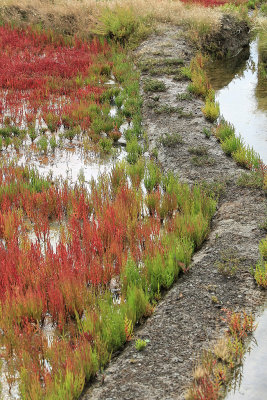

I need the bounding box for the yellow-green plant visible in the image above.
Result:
[221,135,243,156]
[254,260,267,288]
[233,146,261,169]
[202,99,220,122]
[135,338,148,351]
[253,236,267,288]
[187,54,210,98]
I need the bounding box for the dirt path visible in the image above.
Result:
[81,25,267,400]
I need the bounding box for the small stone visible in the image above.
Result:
[118,137,127,146]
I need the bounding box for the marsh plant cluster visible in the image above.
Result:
[0,24,143,160]
[0,158,216,398]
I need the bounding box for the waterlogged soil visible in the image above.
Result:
[18,145,127,187]
[82,25,267,400]
[2,117,128,188]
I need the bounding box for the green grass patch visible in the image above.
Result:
[177,92,193,101]
[253,236,267,288]
[203,127,212,138]
[221,135,243,156]
[143,78,167,93]
[191,155,216,167]
[135,339,148,351]
[160,132,184,147]
[188,145,208,156]
[99,5,152,46]
[237,171,264,189]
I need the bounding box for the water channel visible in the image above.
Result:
[207,36,267,400]
[207,38,267,164]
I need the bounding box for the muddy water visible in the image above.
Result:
[207,38,267,164]
[225,305,267,400]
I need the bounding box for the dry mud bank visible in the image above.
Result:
[82,22,267,400]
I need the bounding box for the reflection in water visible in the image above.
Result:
[225,306,267,400]
[10,145,127,188]
[206,46,250,90]
[206,39,267,164]
[256,64,267,113]
[256,79,267,113]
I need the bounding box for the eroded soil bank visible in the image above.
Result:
[82,22,267,400]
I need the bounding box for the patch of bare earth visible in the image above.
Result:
[81,24,267,400]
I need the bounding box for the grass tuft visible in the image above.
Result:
[135,338,148,351]
[202,99,220,122]
[160,132,184,147]
[143,78,166,93]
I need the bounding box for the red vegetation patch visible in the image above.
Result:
[0,161,216,398]
[0,24,111,131]
[180,0,246,6]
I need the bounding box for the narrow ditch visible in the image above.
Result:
[207,37,267,164]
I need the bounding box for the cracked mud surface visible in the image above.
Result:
[81,25,267,400]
